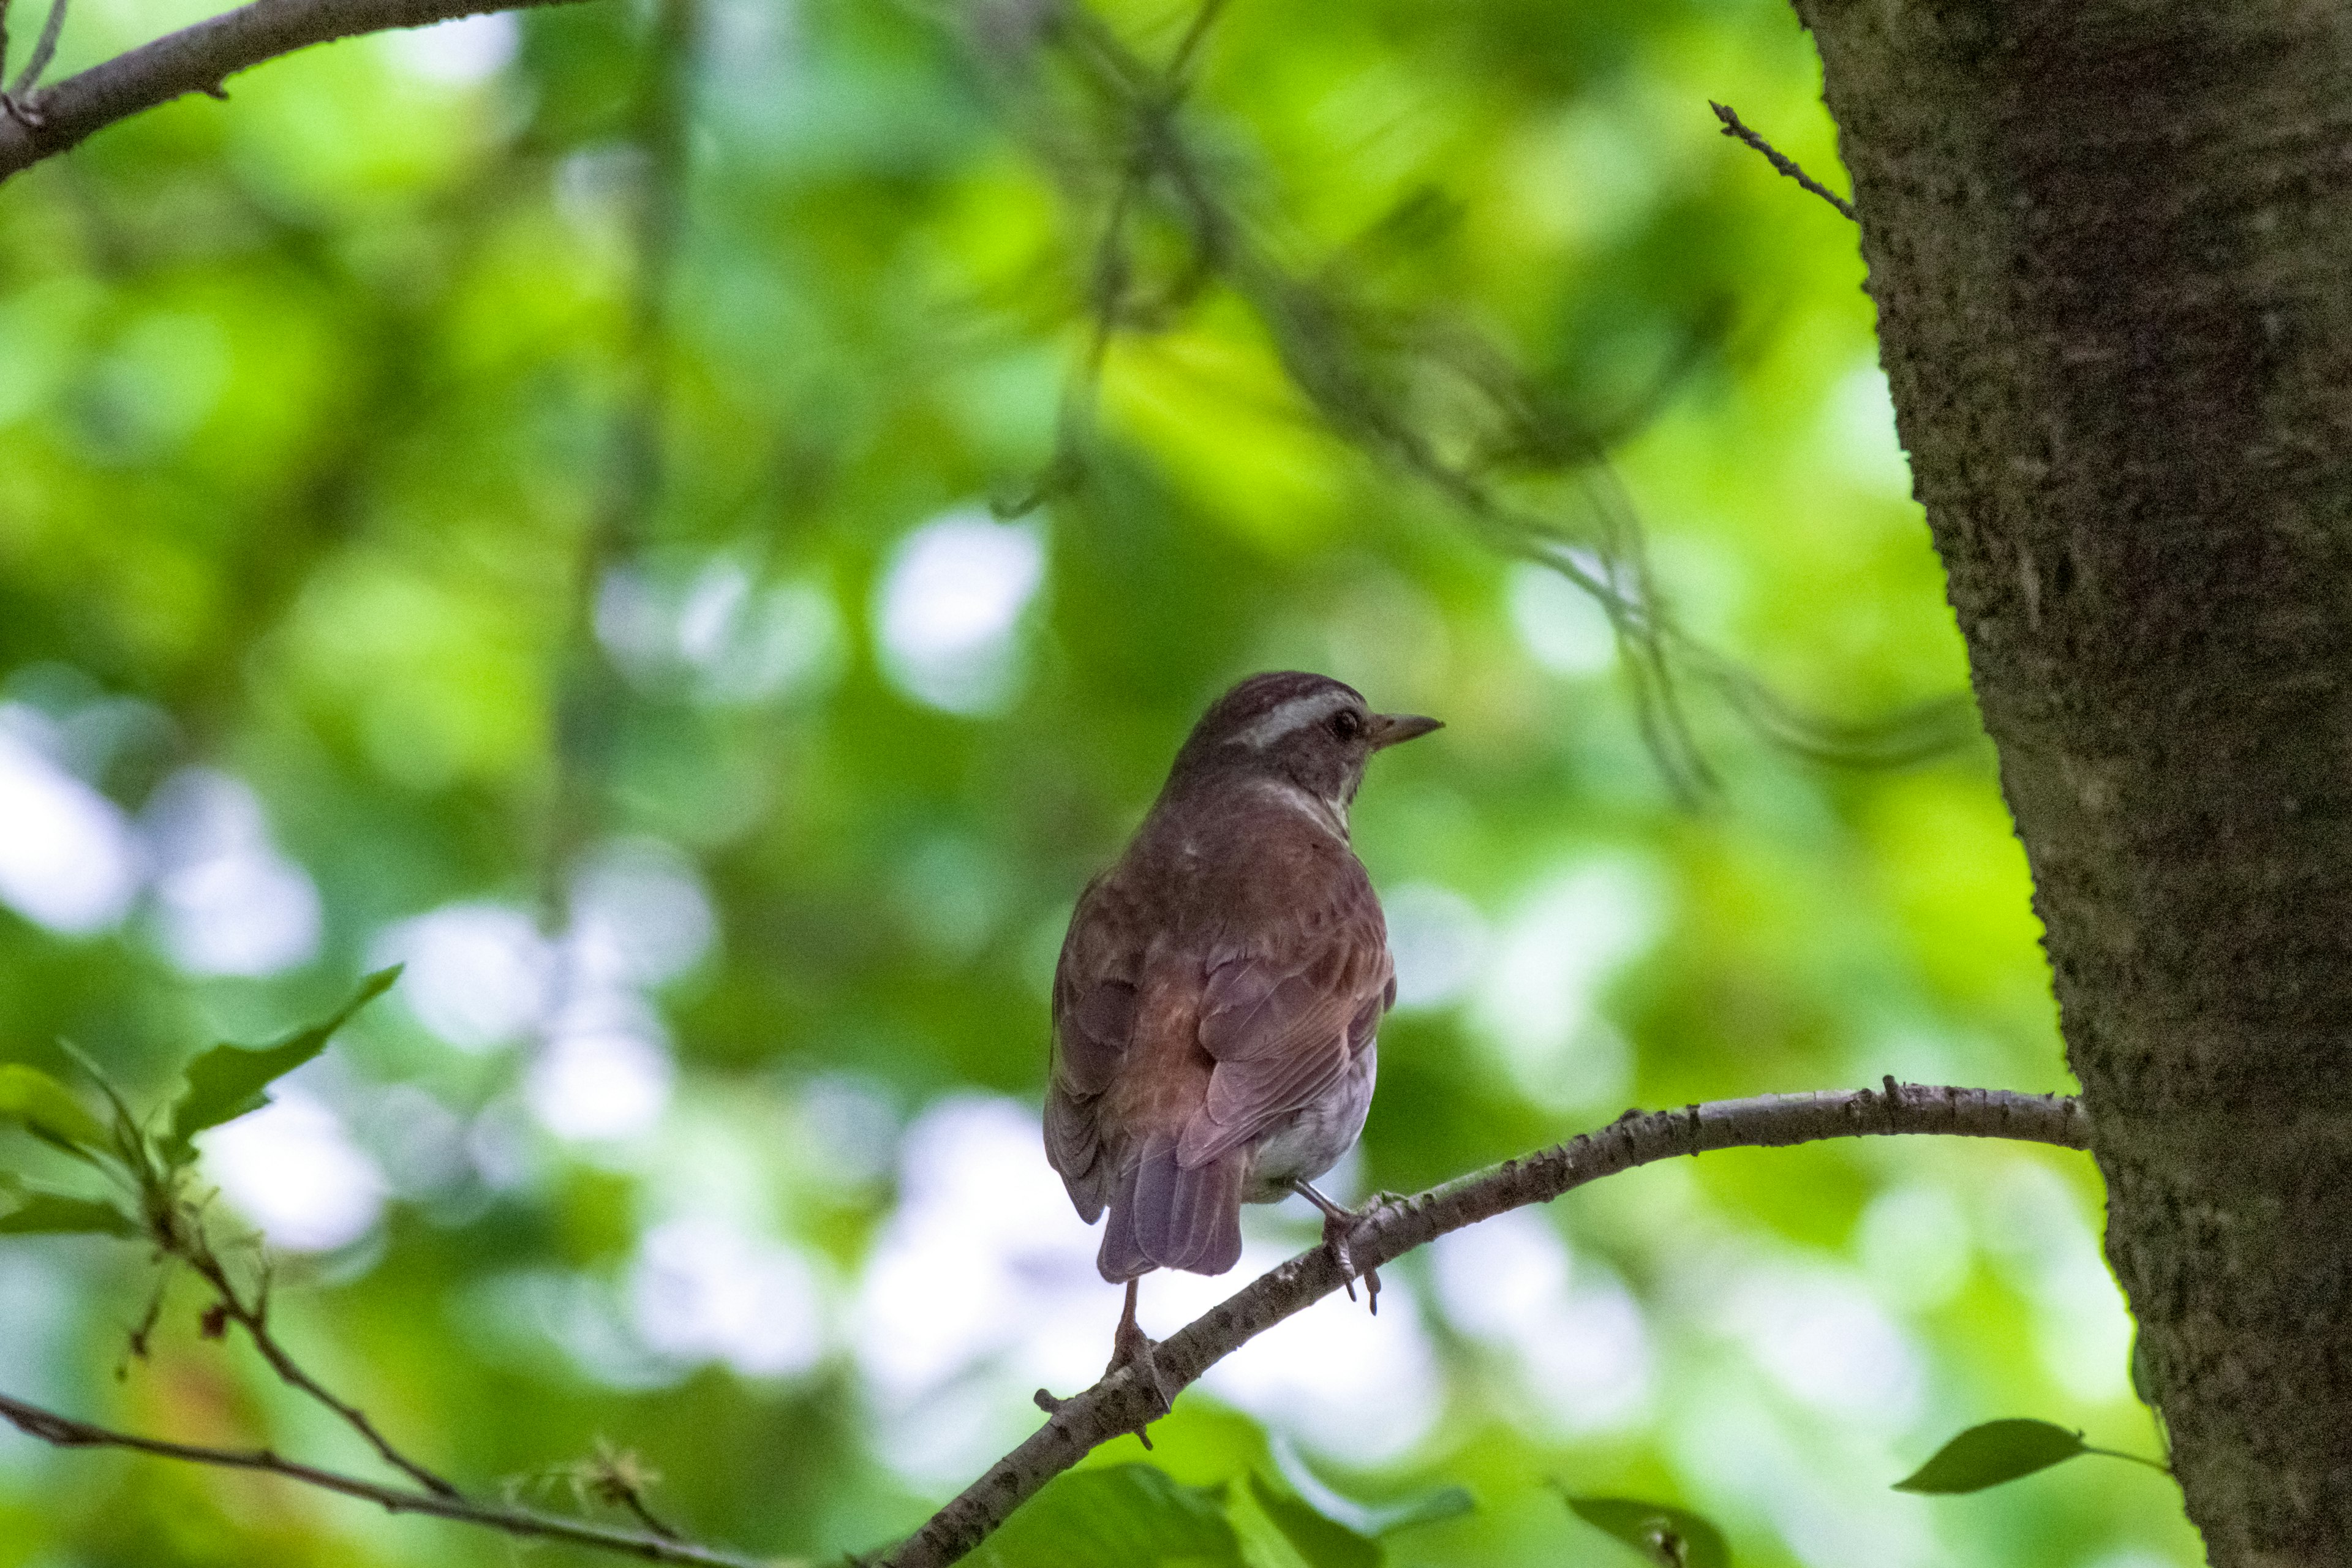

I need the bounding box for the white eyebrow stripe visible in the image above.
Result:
[1231,689,1353,749]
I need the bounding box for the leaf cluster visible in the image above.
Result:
[0,967,401,1247]
[966,1462,1468,1568]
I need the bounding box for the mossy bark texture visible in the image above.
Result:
[1793,3,2352,1562]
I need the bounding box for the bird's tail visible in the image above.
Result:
[1097,1134,1244,1281]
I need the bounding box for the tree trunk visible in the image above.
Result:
[1790,2,2352,1562]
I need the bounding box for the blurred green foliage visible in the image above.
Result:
[0,0,2199,1566]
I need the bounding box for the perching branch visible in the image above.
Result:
[0,1388,787,1568]
[880,1081,2090,1568]
[0,0,594,183]
[4,1080,2084,1566]
[1708,100,1856,222]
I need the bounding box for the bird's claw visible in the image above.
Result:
[1319,1205,1382,1316]
[1291,1178,1387,1316]
[1105,1311,1178,1447]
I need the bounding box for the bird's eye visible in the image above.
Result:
[1330,709,1363,741]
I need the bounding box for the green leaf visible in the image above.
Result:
[1361,1484,1473,1538]
[0,1190,140,1238]
[1892,1419,2089,1494]
[0,1065,112,1163]
[161,967,402,1165]
[55,1038,155,1175]
[970,1464,1245,1568]
[1267,1434,1472,1539]
[1249,1473,1381,1568]
[1558,1492,1730,1568]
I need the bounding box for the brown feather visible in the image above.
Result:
[1042,1084,1103,1219]
[1180,870,1390,1167]
[1057,979,1133,1095]
[1096,1170,1148,1280]
[1123,1135,1243,1275]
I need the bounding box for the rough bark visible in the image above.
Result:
[1791,3,2352,1562]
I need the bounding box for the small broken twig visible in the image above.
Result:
[1709,99,1856,222]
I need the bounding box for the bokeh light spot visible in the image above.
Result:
[202,1088,388,1254]
[0,710,140,935]
[873,511,1044,715]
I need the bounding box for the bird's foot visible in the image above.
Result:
[1291,1177,1388,1316]
[1102,1287,1178,1448]
[1316,1203,1383,1316]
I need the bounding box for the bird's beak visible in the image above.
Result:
[1368,712,1444,750]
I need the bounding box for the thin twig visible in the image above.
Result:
[616,1485,687,1542]
[1709,100,1856,222]
[0,1390,786,1568]
[62,1039,461,1500]
[1061,11,1709,796]
[182,1245,461,1497]
[6,0,68,96]
[1001,11,1967,789]
[2079,1442,2174,1477]
[879,1082,2090,1568]
[0,0,593,181]
[578,1441,689,1543]
[1162,0,1224,82]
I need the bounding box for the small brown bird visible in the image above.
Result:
[1045,671,1440,1392]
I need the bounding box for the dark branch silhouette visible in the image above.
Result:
[979,4,1972,796]
[0,1387,783,1567]
[1709,100,1857,221]
[0,0,592,183]
[181,1243,459,1497]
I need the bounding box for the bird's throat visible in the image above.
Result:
[1253,777,1350,843]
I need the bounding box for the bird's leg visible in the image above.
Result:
[1103,1276,1177,1446]
[1109,1275,1154,1379]
[1291,1178,1382,1316]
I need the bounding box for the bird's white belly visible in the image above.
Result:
[1241,1039,1378,1202]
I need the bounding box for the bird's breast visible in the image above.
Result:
[1126,791,1362,934]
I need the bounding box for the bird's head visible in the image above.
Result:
[1168,671,1442,817]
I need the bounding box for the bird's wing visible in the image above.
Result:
[1045,871,1146,1218]
[1175,860,1392,1169]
